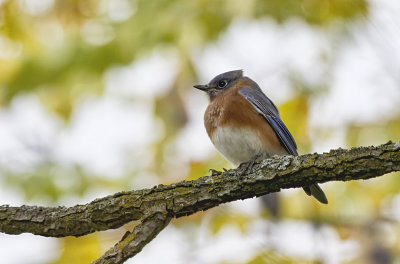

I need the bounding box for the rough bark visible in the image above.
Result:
[0,142,399,264]
[92,212,172,264]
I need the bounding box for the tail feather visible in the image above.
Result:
[303,184,328,204]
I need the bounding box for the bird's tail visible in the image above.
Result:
[303,184,328,204]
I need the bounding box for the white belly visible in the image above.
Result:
[211,126,267,166]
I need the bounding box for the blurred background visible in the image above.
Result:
[0,0,400,263]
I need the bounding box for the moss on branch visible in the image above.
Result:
[1,142,399,238]
[0,142,400,264]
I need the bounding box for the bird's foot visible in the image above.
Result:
[209,169,222,176]
[239,154,261,176]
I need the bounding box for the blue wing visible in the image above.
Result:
[240,87,328,204]
[239,87,298,156]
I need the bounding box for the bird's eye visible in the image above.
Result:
[217,80,228,88]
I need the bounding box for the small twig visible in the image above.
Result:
[92,212,171,264]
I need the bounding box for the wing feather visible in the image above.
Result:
[239,87,328,204]
[239,87,298,156]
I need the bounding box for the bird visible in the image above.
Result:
[193,70,328,204]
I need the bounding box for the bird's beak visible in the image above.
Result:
[193,84,209,91]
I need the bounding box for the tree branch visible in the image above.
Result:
[0,142,399,263]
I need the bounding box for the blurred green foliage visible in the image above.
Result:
[3,164,128,202]
[0,0,368,118]
[247,251,320,264]
[2,0,400,263]
[254,0,368,24]
[49,234,101,264]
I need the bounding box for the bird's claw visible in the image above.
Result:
[209,169,222,176]
[239,155,261,176]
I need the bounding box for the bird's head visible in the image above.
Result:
[193,70,243,99]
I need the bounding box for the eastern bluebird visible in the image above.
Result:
[194,70,328,204]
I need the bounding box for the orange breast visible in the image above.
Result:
[204,85,286,164]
